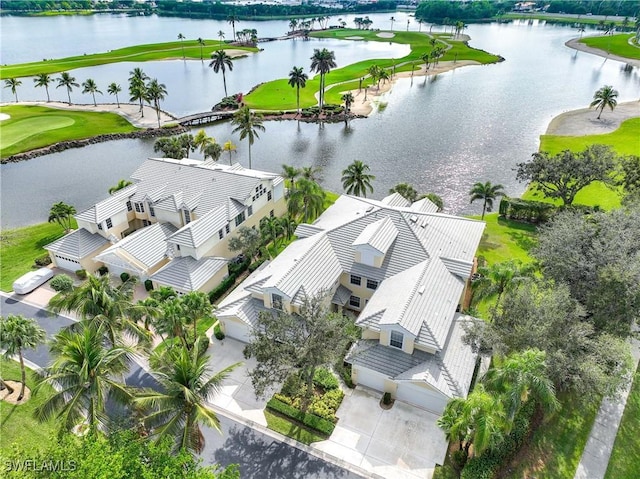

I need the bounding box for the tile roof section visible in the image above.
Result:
[331,284,353,306]
[294,224,325,239]
[410,197,439,213]
[381,192,411,208]
[352,216,399,256]
[45,228,110,258]
[168,206,228,249]
[150,256,228,292]
[346,340,432,378]
[95,223,177,269]
[75,184,136,223]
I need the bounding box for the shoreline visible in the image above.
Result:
[565,37,640,68]
[545,101,640,136]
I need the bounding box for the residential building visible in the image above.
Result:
[216,193,485,413]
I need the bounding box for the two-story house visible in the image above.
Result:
[216,193,485,413]
[45,157,287,293]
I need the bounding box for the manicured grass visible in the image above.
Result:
[0,358,58,456]
[506,393,600,479]
[264,409,327,445]
[1,41,257,79]
[580,33,640,60]
[244,29,500,111]
[604,364,640,479]
[0,220,75,293]
[0,105,138,157]
[502,13,629,27]
[472,213,538,266]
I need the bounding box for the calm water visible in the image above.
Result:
[1,13,639,228]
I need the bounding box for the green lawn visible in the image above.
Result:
[1,41,257,79]
[580,33,640,60]
[0,358,58,456]
[244,29,500,111]
[502,13,630,27]
[0,105,139,157]
[605,363,640,479]
[264,409,327,445]
[0,220,75,292]
[472,213,538,266]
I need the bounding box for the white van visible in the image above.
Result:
[13,268,55,295]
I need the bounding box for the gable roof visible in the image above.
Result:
[45,228,110,259]
[75,184,136,223]
[381,192,410,207]
[150,256,227,292]
[351,216,399,256]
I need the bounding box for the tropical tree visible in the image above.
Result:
[197,37,205,61]
[108,179,132,194]
[177,33,186,59]
[289,19,298,33]
[469,181,505,219]
[4,78,22,102]
[342,92,354,118]
[389,183,418,202]
[180,292,212,347]
[420,52,430,73]
[56,72,79,105]
[217,30,225,42]
[82,78,102,106]
[423,192,444,211]
[281,164,301,191]
[389,16,395,31]
[33,73,53,102]
[260,216,284,251]
[280,215,298,240]
[287,178,325,223]
[203,141,222,162]
[310,48,337,108]
[231,106,265,169]
[301,165,322,182]
[590,84,619,119]
[0,315,46,401]
[209,49,234,97]
[222,140,237,165]
[128,68,149,115]
[48,201,76,232]
[472,260,535,310]
[33,323,134,433]
[368,64,382,89]
[154,136,184,159]
[228,226,262,262]
[287,66,308,114]
[227,14,239,41]
[146,78,168,127]
[341,160,375,197]
[107,82,122,107]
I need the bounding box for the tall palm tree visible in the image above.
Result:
[33,73,53,102]
[288,66,308,114]
[231,106,265,169]
[469,181,505,220]
[280,214,298,240]
[0,315,46,401]
[483,349,559,422]
[146,78,168,127]
[180,292,211,348]
[260,216,284,251]
[209,49,234,97]
[289,18,298,33]
[48,201,76,232]
[107,82,122,107]
[301,165,322,182]
[227,14,239,41]
[590,84,619,119]
[218,30,225,43]
[108,179,132,194]
[310,48,337,109]
[222,140,237,165]
[128,68,149,114]
[197,37,206,61]
[368,64,381,89]
[33,323,134,433]
[134,340,239,453]
[390,16,395,31]
[341,160,375,197]
[203,141,222,162]
[177,33,186,60]
[287,178,325,223]
[193,129,210,153]
[281,164,301,191]
[56,72,79,105]
[4,78,22,103]
[81,78,102,106]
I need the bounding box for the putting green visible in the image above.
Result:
[2,116,75,148]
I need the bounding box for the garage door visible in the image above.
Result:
[396,382,448,413]
[53,254,81,272]
[354,367,387,393]
[221,318,253,343]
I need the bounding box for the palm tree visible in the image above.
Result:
[301,165,322,182]
[218,30,225,43]
[209,49,234,97]
[310,48,337,109]
[472,260,535,309]
[390,16,395,31]
[33,73,53,102]
[389,183,418,202]
[177,33,186,59]
[180,291,212,348]
[134,340,239,453]
[288,66,308,114]
[82,78,102,106]
[4,78,22,103]
[281,164,301,191]
[342,92,354,118]
[33,323,134,433]
[203,141,222,162]
[287,178,325,223]
[128,68,149,114]
[469,181,505,220]
[231,106,265,169]
[289,18,298,33]
[108,179,132,194]
[107,82,122,107]
[196,37,206,61]
[227,14,239,41]
[420,52,430,73]
[260,216,284,250]
[590,84,619,119]
[146,78,168,127]
[483,349,559,422]
[280,215,298,240]
[193,129,210,153]
[56,72,79,105]
[0,315,46,401]
[48,201,76,232]
[368,64,381,89]
[222,140,237,165]
[341,160,375,197]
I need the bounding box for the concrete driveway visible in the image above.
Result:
[314,387,448,479]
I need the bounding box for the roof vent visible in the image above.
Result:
[420,220,428,228]
[418,284,426,295]
[409,215,418,223]
[366,206,374,212]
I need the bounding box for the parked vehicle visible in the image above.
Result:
[12,268,54,294]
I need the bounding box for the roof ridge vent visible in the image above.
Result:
[409,215,418,223]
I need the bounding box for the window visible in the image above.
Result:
[247,205,253,216]
[176,244,181,251]
[126,201,132,212]
[390,331,404,349]
[269,209,274,218]
[97,222,103,230]
[349,295,361,308]
[149,205,155,217]
[235,212,245,226]
[105,218,113,229]
[350,274,362,286]
[225,224,230,234]
[184,210,191,224]
[218,229,224,239]
[272,294,283,310]
[135,202,145,213]
[367,279,379,290]
[267,191,272,201]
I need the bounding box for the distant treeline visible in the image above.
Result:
[0,1,151,12]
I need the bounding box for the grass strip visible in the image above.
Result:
[264,409,327,445]
[267,397,335,435]
[580,33,640,60]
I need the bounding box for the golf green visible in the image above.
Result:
[2,116,75,148]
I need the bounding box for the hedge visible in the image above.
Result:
[208,258,251,303]
[499,196,556,223]
[266,398,335,436]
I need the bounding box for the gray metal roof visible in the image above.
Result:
[294,224,325,239]
[168,205,228,248]
[332,284,353,306]
[346,340,432,378]
[95,223,177,269]
[381,192,410,207]
[150,256,227,292]
[75,184,136,223]
[45,228,110,258]
[352,215,398,256]
[410,197,439,213]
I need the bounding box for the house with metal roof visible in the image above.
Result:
[45,158,287,292]
[216,193,485,413]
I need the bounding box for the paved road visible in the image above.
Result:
[0,295,364,479]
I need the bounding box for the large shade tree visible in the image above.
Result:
[590,84,618,119]
[56,72,79,105]
[209,50,234,97]
[341,160,375,197]
[469,181,505,219]
[231,106,265,169]
[309,48,337,108]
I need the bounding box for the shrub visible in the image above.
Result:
[214,323,225,340]
[75,269,87,279]
[266,398,335,436]
[383,392,392,405]
[50,274,74,293]
[120,272,130,283]
[144,279,154,291]
[499,196,556,223]
[34,254,52,267]
[97,265,109,276]
[313,368,339,391]
[208,275,237,303]
[334,361,355,388]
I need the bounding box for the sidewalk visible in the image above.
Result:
[574,337,640,479]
